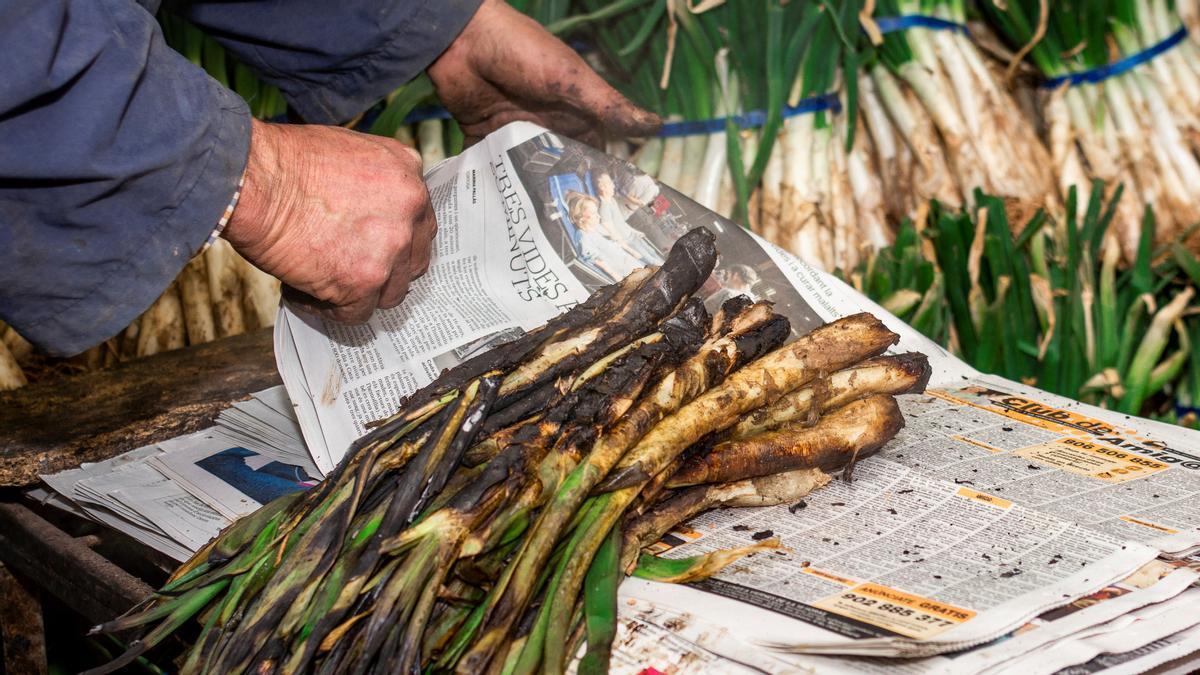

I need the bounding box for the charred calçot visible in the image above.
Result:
[86,228,925,675]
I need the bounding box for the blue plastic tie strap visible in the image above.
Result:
[873,15,969,36]
[655,92,842,138]
[403,105,454,124]
[393,93,839,137]
[1042,26,1189,89]
[1175,402,1200,419]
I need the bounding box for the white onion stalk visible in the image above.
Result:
[858,71,910,221]
[1179,40,1200,93]
[1063,84,1144,259]
[848,115,892,251]
[177,254,217,344]
[693,49,731,211]
[0,338,26,390]
[1181,0,1200,33]
[1,324,33,364]
[890,4,990,205]
[1067,86,1122,178]
[941,4,1055,199]
[1116,19,1200,196]
[237,254,282,330]
[717,57,747,220]
[119,318,140,361]
[933,28,1016,195]
[204,238,246,338]
[394,124,416,148]
[949,20,1057,209]
[872,65,959,208]
[630,136,665,179]
[138,283,186,357]
[927,25,983,137]
[895,58,989,204]
[759,128,784,242]
[417,119,446,170]
[676,129,710,200]
[826,109,861,270]
[1104,76,1179,243]
[782,114,822,269]
[890,111,918,218]
[605,139,631,161]
[656,115,686,189]
[1045,86,1094,215]
[715,166,735,219]
[1130,12,1200,238]
[1145,0,1200,114]
[1133,71,1200,200]
[811,122,835,270]
[777,114,804,232]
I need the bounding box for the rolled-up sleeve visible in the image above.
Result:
[178,0,482,124]
[0,0,251,356]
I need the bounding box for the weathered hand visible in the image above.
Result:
[223,119,436,323]
[428,0,661,146]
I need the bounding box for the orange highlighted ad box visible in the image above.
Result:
[813,582,976,639]
[955,487,1013,509]
[1118,516,1178,535]
[1015,437,1169,483]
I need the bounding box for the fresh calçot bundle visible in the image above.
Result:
[88,229,928,675]
[985,0,1200,262]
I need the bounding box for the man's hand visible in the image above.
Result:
[223,119,436,323]
[428,0,661,147]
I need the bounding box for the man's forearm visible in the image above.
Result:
[179,0,483,124]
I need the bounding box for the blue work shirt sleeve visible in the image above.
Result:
[176,0,483,123]
[0,0,251,356]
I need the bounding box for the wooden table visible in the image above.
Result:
[0,329,279,673]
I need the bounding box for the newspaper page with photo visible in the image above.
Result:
[274,122,1200,666]
[37,429,317,562]
[277,130,593,472]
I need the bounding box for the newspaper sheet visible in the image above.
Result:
[693,559,1198,673]
[149,429,318,520]
[1056,623,1200,675]
[988,587,1200,674]
[40,447,200,561]
[577,611,761,675]
[632,375,1200,658]
[38,430,314,561]
[210,386,318,477]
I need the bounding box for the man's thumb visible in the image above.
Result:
[567,66,661,138]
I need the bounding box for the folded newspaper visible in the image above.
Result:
[38,122,1200,673]
[34,422,317,562]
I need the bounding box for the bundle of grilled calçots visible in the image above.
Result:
[89,229,930,675]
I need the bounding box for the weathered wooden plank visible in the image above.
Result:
[0,328,279,486]
[0,503,154,624]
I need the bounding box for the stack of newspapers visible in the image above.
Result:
[33,389,316,561]
[38,124,1200,674]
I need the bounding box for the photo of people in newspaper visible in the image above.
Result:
[506,131,824,335]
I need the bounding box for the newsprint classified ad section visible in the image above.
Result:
[270,123,1200,674]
